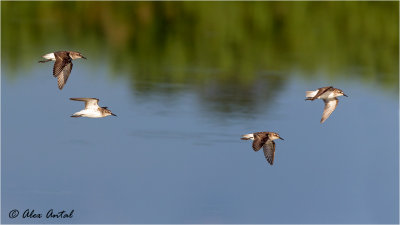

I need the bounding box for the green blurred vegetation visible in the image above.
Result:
[2,1,398,97]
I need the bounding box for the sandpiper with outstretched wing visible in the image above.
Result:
[70,98,117,118]
[241,132,284,165]
[39,51,86,90]
[305,86,348,123]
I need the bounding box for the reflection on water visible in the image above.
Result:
[198,73,286,117]
[2,1,398,117]
[2,2,399,98]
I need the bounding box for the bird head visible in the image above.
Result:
[102,107,117,117]
[334,88,348,97]
[270,132,284,141]
[69,51,87,60]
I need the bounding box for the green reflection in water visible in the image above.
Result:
[2,1,398,103]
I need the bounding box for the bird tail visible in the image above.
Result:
[305,91,317,98]
[241,133,254,140]
[42,53,55,60]
[71,113,82,118]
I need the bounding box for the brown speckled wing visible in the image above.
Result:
[56,62,73,90]
[53,52,73,90]
[53,52,70,76]
[252,132,269,151]
[263,140,275,165]
[70,98,99,110]
[252,137,264,152]
[312,86,333,100]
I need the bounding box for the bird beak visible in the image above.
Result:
[279,137,284,140]
[111,113,117,117]
[82,56,87,59]
[343,93,348,97]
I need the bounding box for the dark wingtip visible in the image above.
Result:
[279,137,284,140]
[111,113,117,117]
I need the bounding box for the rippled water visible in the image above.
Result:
[2,2,399,224]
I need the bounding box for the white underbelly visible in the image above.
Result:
[76,109,104,118]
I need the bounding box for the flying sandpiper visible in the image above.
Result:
[70,98,117,118]
[241,132,284,165]
[39,51,86,90]
[305,86,348,123]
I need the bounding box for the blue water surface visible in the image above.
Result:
[1,62,398,223]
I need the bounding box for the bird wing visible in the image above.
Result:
[311,86,333,100]
[252,132,269,151]
[53,52,73,90]
[321,98,338,123]
[263,140,275,165]
[252,136,265,152]
[56,62,73,90]
[70,98,100,110]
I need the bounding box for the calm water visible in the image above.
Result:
[1,2,399,224]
